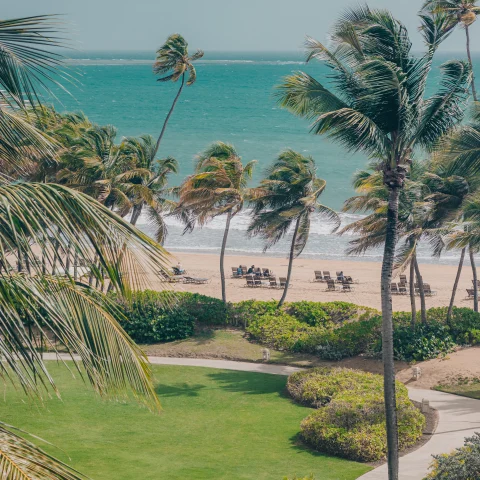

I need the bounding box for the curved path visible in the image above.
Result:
[43,354,480,480]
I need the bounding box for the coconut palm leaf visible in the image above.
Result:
[0,423,87,480]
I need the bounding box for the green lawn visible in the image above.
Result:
[0,363,370,480]
[435,380,480,400]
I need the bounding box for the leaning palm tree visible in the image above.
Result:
[422,0,480,100]
[176,142,255,303]
[277,8,470,478]
[152,34,203,158]
[0,14,173,478]
[248,150,338,307]
[118,135,178,243]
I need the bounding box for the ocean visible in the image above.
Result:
[49,50,473,264]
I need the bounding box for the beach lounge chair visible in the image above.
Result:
[326,279,338,292]
[323,271,331,281]
[231,267,242,278]
[262,268,272,277]
[279,277,287,287]
[241,265,248,275]
[391,283,399,295]
[269,277,279,288]
[399,274,407,285]
[467,288,475,299]
[183,276,209,285]
[342,282,354,292]
[254,277,263,287]
[314,270,323,282]
[398,284,407,295]
[245,275,255,287]
[423,284,437,296]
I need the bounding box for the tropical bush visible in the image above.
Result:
[116,291,195,343]
[425,432,480,479]
[246,313,328,353]
[288,368,425,462]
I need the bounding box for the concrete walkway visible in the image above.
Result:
[42,354,480,479]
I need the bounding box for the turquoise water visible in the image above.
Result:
[49,51,473,263]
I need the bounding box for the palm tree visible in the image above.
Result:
[118,135,178,243]
[152,34,203,158]
[0,14,173,477]
[248,150,339,307]
[277,8,470,478]
[176,142,256,303]
[422,0,480,100]
[422,1,480,312]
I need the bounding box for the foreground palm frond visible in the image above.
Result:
[0,182,171,295]
[0,274,158,408]
[0,423,87,480]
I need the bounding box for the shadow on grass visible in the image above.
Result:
[289,432,330,458]
[207,370,288,395]
[155,383,206,398]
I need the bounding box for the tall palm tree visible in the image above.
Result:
[422,0,480,100]
[176,142,256,303]
[118,135,178,243]
[152,34,203,158]
[248,150,339,307]
[0,14,173,477]
[277,8,470,478]
[422,0,480,309]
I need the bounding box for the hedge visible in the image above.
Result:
[112,291,480,361]
[287,368,425,462]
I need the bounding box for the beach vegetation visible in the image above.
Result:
[277,7,471,475]
[248,150,339,307]
[287,368,425,462]
[176,142,256,303]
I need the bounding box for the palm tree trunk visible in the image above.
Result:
[470,245,478,312]
[65,241,71,275]
[89,253,98,287]
[409,257,416,330]
[278,217,300,308]
[51,239,60,275]
[381,186,400,480]
[152,73,185,159]
[447,247,466,324]
[130,203,144,227]
[466,26,478,101]
[414,258,427,325]
[220,211,232,304]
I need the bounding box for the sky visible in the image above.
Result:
[5,0,480,53]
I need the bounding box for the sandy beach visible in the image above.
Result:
[160,252,474,311]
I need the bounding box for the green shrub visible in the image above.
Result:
[229,300,279,327]
[246,314,326,353]
[370,321,455,362]
[285,301,331,326]
[425,432,480,479]
[288,368,425,462]
[315,316,382,360]
[180,293,229,325]
[117,290,194,343]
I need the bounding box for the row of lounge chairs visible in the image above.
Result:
[325,279,354,292]
[232,266,273,278]
[314,271,356,284]
[245,275,285,288]
[391,282,437,296]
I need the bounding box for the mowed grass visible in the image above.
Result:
[0,363,371,480]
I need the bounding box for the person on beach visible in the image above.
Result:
[173,262,185,275]
[247,265,255,274]
[237,265,243,276]
[338,271,345,282]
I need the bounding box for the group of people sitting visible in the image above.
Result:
[236,265,271,277]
